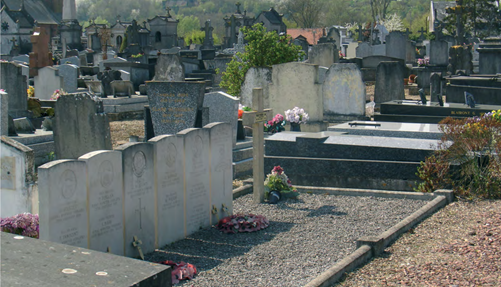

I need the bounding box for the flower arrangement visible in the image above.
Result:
[0,213,39,239]
[215,214,269,234]
[238,104,252,119]
[264,166,299,201]
[131,53,144,58]
[27,86,35,97]
[264,113,285,133]
[417,57,430,67]
[285,107,309,124]
[156,261,197,284]
[51,89,67,100]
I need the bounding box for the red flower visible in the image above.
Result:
[238,109,243,119]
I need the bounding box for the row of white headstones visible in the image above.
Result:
[38,122,234,258]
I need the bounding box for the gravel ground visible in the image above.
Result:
[336,199,501,286]
[145,193,428,287]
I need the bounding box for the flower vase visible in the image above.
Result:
[290,123,301,132]
[269,190,281,204]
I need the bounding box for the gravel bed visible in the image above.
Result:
[145,193,429,287]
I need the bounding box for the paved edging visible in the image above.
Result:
[302,189,454,287]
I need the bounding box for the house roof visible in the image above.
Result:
[256,8,283,25]
[287,28,325,45]
[1,0,60,25]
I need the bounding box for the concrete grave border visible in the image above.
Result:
[231,184,454,287]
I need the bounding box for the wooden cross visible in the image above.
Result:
[132,236,144,260]
[418,27,427,40]
[251,88,266,203]
[135,198,146,230]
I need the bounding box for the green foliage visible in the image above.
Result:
[177,15,201,38]
[415,114,501,199]
[220,24,304,97]
[119,33,127,53]
[442,0,501,39]
[184,30,221,45]
[81,16,109,29]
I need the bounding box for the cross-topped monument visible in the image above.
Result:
[446,0,465,45]
[201,19,214,49]
[418,27,427,41]
[404,28,412,38]
[166,6,172,17]
[236,2,242,14]
[355,24,364,42]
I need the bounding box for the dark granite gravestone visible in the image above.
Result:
[374,61,405,103]
[1,61,28,118]
[0,232,172,287]
[375,100,501,123]
[430,73,442,102]
[146,81,205,135]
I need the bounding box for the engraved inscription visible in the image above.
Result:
[60,170,77,200]
[99,160,114,188]
[133,151,146,177]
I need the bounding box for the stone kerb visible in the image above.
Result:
[322,63,366,121]
[79,150,125,255]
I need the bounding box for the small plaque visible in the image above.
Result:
[255,112,267,123]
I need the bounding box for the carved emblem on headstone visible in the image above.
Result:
[60,169,77,199]
[133,151,146,177]
[99,160,114,188]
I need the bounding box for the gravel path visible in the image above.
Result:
[145,193,429,287]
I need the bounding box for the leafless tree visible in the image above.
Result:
[281,0,324,28]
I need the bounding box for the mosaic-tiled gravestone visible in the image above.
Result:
[205,123,233,225]
[79,150,125,255]
[38,160,88,248]
[179,128,210,236]
[146,81,205,135]
[115,143,155,257]
[149,134,185,247]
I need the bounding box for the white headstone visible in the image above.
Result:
[38,160,88,248]
[179,128,211,236]
[34,67,64,100]
[149,135,185,247]
[79,150,125,255]
[205,123,233,224]
[116,143,155,257]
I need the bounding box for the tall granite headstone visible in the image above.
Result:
[385,31,407,60]
[1,62,28,117]
[203,91,239,147]
[375,61,405,103]
[54,94,112,159]
[430,40,449,66]
[146,81,205,135]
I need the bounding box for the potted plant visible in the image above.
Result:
[285,107,309,131]
[264,166,299,204]
[264,113,285,134]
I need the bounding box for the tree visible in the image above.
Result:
[280,0,324,28]
[370,0,393,23]
[219,24,304,97]
[443,0,501,39]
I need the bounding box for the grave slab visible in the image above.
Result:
[0,232,172,287]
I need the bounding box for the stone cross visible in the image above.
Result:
[135,198,146,229]
[166,6,172,17]
[251,88,265,204]
[418,27,426,41]
[132,236,144,260]
[446,0,465,44]
[236,2,242,14]
[10,37,17,47]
